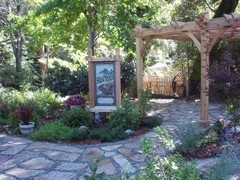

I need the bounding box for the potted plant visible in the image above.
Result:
[15,101,35,135]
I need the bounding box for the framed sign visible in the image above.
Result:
[86,48,121,112]
[94,63,116,106]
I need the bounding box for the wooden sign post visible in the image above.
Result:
[86,49,121,113]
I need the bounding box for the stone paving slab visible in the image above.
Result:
[0,99,233,179]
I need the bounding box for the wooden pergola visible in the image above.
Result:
[131,12,240,126]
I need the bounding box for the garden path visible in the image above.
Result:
[0,98,237,179]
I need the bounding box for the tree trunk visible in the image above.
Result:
[87,25,95,56]
[213,0,239,18]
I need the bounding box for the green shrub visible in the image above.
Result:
[60,107,92,128]
[141,115,163,128]
[0,63,36,90]
[176,122,204,153]
[89,127,125,142]
[34,88,61,116]
[31,121,73,141]
[44,62,88,96]
[138,89,152,118]
[69,128,89,141]
[138,127,201,179]
[207,149,238,180]
[121,57,137,97]
[109,99,141,130]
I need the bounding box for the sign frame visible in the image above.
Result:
[86,49,121,112]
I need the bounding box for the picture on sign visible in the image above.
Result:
[94,63,116,106]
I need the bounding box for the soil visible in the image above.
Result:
[180,143,223,160]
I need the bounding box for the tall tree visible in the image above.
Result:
[213,0,239,17]
[35,0,162,55]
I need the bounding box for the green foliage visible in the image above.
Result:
[34,88,61,116]
[0,88,60,118]
[176,122,204,153]
[89,127,125,142]
[0,89,29,111]
[138,89,152,118]
[139,126,201,179]
[68,128,89,142]
[31,121,73,141]
[121,55,137,97]
[109,99,141,130]
[141,115,163,128]
[207,149,238,180]
[60,107,92,128]
[44,62,88,96]
[0,63,36,90]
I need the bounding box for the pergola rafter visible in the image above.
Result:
[131,12,240,126]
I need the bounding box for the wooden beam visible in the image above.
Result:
[200,30,210,127]
[87,48,95,108]
[136,37,144,99]
[140,36,155,56]
[115,48,121,108]
[186,31,201,51]
[209,27,228,51]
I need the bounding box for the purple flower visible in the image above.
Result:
[0,104,4,108]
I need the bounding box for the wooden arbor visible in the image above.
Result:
[131,12,240,126]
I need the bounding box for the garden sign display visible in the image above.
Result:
[86,49,121,112]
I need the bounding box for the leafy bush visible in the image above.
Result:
[207,149,239,180]
[0,63,36,90]
[31,121,73,141]
[89,127,125,142]
[44,62,88,96]
[0,88,60,118]
[60,107,92,128]
[69,128,89,141]
[141,115,163,128]
[138,89,152,118]
[109,99,141,130]
[64,94,86,108]
[121,57,137,97]
[138,127,201,179]
[34,88,61,116]
[176,122,204,153]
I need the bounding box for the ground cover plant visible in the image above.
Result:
[0,87,162,143]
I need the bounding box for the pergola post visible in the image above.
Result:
[200,30,210,126]
[136,37,144,98]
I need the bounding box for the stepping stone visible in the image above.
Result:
[0,154,11,164]
[27,142,84,153]
[56,162,88,171]
[0,174,16,180]
[35,171,77,180]
[96,159,117,175]
[1,145,28,155]
[101,145,122,151]
[130,154,146,163]
[104,152,117,157]
[113,154,136,173]
[118,148,132,156]
[1,136,32,144]
[43,151,80,162]
[20,157,55,170]
[81,148,104,162]
[5,168,43,178]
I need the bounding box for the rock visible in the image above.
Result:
[79,126,90,133]
[125,129,134,135]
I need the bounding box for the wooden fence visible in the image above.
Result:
[144,75,185,97]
